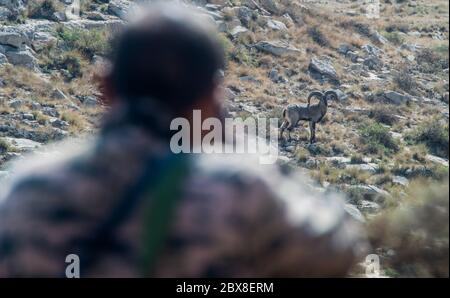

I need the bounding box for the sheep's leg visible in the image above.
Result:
[279,120,288,140]
[309,121,316,144]
[286,121,295,142]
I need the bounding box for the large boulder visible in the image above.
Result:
[308,57,339,83]
[0,52,7,64]
[229,26,248,38]
[1,46,38,69]
[254,40,301,56]
[0,6,11,21]
[260,0,279,14]
[31,31,57,51]
[267,19,287,31]
[108,0,131,20]
[236,6,253,27]
[384,91,410,105]
[0,30,29,48]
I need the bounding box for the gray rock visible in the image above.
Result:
[255,40,301,56]
[393,176,409,186]
[2,46,38,69]
[0,52,7,64]
[370,31,388,45]
[82,96,98,106]
[52,11,67,22]
[269,68,280,82]
[384,91,410,105]
[229,26,248,38]
[344,204,366,223]
[215,21,227,33]
[348,184,391,198]
[338,44,352,55]
[108,0,131,20]
[222,87,236,101]
[21,113,35,121]
[267,19,287,31]
[400,43,423,52]
[308,57,339,82]
[0,0,26,11]
[51,89,68,100]
[326,156,351,164]
[0,6,11,21]
[0,30,29,48]
[363,56,383,71]
[362,44,383,57]
[42,107,59,117]
[346,163,379,173]
[260,0,279,14]
[50,118,69,129]
[426,155,449,167]
[358,200,381,213]
[9,99,23,108]
[2,137,41,151]
[237,6,253,27]
[31,31,57,51]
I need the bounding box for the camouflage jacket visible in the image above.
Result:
[0,105,367,277]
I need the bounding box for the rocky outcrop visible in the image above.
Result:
[308,57,339,83]
[254,40,301,56]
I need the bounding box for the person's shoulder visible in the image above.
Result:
[0,138,94,207]
[191,152,352,229]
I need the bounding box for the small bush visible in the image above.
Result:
[393,66,416,93]
[368,181,449,277]
[383,31,405,45]
[416,48,449,74]
[369,106,397,125]
[58,51,84,80]
[307,27,330,47]
[57,27,111,59]
[28,0,59,20]
[360,122,400,155]
[350,154,365,164]
[0,138,11,154]
[408,119,449,158]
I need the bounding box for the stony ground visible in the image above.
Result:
[0,0,449,277]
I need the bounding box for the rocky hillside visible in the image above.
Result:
[0,0,449,277]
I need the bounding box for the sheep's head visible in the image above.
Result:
[324,90,338,101]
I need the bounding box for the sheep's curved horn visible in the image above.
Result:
[324,90,338,101]
[307,91,323,106]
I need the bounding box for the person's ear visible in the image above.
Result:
[195,86,222,120]
[94,72,117,106]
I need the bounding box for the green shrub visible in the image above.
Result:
[368,180,449,277]
[28,0,59,20]
[57,27,111,59]
[0,138,11,154]
[383,31,405,45]
[416,48,449,74]
[407,120,449,158]
[393,66,416,93]
[360,122,400,155]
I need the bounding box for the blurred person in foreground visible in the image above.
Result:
[0,3,367,277]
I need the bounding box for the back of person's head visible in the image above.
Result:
[106,2,225,112]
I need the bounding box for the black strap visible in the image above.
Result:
[72,152,184,276]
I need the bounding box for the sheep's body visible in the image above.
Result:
[280,90,336,143]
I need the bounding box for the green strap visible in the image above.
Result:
[139,155,190,276]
